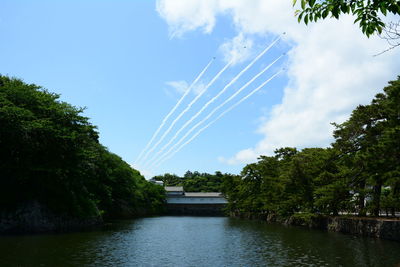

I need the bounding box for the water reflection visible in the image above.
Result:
[0,216,399,266]
[225,218,400,266]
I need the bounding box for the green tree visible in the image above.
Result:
[153,173,181,186]
[220,77,400,219]
[333,76,400,216]
[313,148,351,215]
[294,0,400,36]
[0,75,165,219]
[153,171,227,192]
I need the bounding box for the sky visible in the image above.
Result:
[1,1,399,178]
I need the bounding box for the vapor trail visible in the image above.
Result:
[135,58,215,164]
[140,59,233,164]
[148,55,284,168]
[145,37,282,166]
[153,69,283,168]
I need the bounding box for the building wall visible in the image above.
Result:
[166,197,228,204]
[166,192,184,196]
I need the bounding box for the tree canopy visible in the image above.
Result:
[152,170,234,192]
[221,76,400,218]
[294,0,400,36]
[0,76,165,218]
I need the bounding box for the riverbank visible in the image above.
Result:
[230,212,400,242]
[0,201,103,234]
[0,201,163,234]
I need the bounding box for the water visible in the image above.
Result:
[0,216,399,267]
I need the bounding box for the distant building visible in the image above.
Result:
[149,178,164,186]
[165,186,184,196]
[164,186,227,215]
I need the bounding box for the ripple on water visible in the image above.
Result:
[0,216,399,267]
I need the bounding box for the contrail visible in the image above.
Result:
[140,59,233,164]
[148,55,285,168]
[153,69,283,168]
[136,58,214,164]
[145,37,282,166]
[135,58,215,164]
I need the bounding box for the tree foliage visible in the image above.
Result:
[294,0,400,36]
[0,76,165,218]
[221,76,400,218]
[152,170,233,192]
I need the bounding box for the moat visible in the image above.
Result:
[1,216,399,267]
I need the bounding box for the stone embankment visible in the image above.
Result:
[231,212,400,242]
[0,201,102,234]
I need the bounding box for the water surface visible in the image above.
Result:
[0,216,399,266]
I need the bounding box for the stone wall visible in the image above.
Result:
[230,212,400,242]
[326,217,400,241]
[0,201,102,234]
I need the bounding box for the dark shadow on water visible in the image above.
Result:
[0,216,399,267]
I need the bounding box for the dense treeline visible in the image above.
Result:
[152,171,235,192]
[0,76,165,219]
[222,77,400,218]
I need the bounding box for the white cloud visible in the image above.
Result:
[156,0,400,165]
[192,82,207,96]
[165,80,207,97]
[156,0,220,37]
[166,80,189,94]
[219,32,254,65]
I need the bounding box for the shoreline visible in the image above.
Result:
[0,201,162,235]
[230,212,400,242]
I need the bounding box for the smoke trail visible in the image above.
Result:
[146,37,282,166]
[153,69,283,168]
[148,55,284,168]
[140,59,233,164]
[135,58,215,164]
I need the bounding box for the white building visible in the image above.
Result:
[164,186,228,215]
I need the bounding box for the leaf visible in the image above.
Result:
[309,0,316,7]
[367,26,374,37]
[351,4,356,13]
[332,7,339,19]
[301,0,306,9]
[377,21,386,27]
[298,12,304,23]
[322,10,329,18]
[354,16,362,24]
[362,24,367,33]
[305,14,309,25]
[293,0,298,7]
[380,5,387,16]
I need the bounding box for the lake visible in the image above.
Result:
[0,216,399,266]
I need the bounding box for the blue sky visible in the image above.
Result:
[1,1,399,178]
